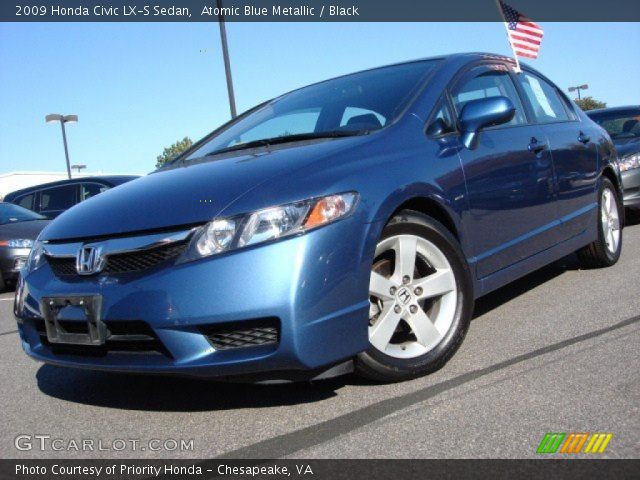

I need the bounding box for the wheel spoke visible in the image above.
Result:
[414,269,456,299]
[369,272,395,300]
[610,216,620,231]
[607,228,615,251]
[609,229,618,252]
[404,309,442,348]
[369,303,402,352]
[604,190,613,216]
[393,236,417,282]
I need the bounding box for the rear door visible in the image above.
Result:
[451,64,560,278]
[515,70,598,239]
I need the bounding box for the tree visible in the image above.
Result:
[156,137,193,168]
[574,96,607,111]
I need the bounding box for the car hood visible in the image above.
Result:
[613,137,640,158]
[0,219,50,241]
[40,137,367,241]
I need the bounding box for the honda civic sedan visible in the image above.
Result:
[15,53,623,382]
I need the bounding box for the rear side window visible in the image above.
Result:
[40,185,77,212]
[16,194,35,210]
[452,67,526,126]
[81,182,108,201]
[517,72,571,123]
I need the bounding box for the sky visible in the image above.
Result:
[0,22,638,175]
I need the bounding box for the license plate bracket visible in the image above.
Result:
[41,295,106,346]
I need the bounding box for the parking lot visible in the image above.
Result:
[1,218,638,460]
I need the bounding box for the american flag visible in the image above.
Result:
[499,1,544,59]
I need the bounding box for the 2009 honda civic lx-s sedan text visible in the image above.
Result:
[15,53,624,382]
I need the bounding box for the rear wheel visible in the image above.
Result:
[577,178,623,268]
[355,211,474,382]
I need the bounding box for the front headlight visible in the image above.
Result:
[24,240,44,274]
[0,239,34,248]
[619,153,640,172]
[182,192,358,261]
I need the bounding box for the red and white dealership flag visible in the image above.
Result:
[497,0,544,70]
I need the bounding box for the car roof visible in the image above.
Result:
[4,175,139,200]
[586,105,640,116]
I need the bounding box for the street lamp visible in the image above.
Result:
[568,84,589,100]
[216,0,237,118]
[45,114,78,179]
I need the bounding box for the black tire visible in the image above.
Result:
[577,178,623,269]
[355,210,474,382]
[0,272,5,293]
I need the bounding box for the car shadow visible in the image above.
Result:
[473,253,581,319]
[36,365,346,412]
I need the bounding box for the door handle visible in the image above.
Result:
[578,131,591,144]
[528,137,547,154]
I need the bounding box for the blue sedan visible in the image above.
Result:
[15,53,623,382]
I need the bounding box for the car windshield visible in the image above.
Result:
[0,202,46,225]
[589,110,640,141]
[182,60,441,162]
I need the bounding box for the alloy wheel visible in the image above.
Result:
[601,187,621,255]
[368,234,457,359]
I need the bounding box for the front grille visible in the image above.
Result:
[46,240,188,277]
[33,319,170,357]
[199,318,280,351]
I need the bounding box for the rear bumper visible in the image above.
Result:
[621,168,640,208]
[15,217,379,378]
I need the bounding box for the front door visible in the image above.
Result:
[451,64,559,278]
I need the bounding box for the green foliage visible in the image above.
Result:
[574,97,607,111]
[156,137,193,168]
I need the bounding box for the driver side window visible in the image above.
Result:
[452,67,526,126]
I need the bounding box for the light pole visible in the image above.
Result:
[45,114,78,179]
[216,0,237,118]
[568,84,589,100]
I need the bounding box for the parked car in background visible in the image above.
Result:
[587,106,640,210]
[4,176,139,218]
[0,203,49,291]
[15,53,623,382]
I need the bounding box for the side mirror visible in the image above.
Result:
[459,96,515,149]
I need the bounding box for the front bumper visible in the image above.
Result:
[621,168,640,208]
[15,218,377,378]
[0,247,30,284]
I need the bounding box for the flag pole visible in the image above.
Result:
[494,0,521,73]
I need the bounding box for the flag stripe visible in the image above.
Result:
[499,1,544,60]
[511,33,541,45]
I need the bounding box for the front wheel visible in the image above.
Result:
[577,178,623,268]
[355,211,474,382]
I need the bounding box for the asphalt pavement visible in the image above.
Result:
[1,216,638,459]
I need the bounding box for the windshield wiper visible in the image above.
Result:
[203,130,368,158]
